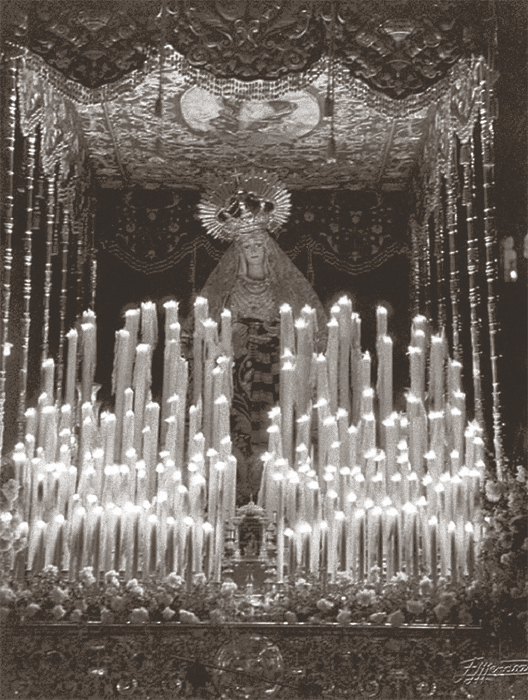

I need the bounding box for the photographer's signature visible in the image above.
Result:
[455,658,528,685]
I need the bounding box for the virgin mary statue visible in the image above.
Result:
[196,172,327,502]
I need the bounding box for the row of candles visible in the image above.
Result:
[14,301,236,583]
[10,298,485,586]
[259,299,485,584]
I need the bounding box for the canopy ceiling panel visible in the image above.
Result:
[74,55,431,190]
[2,0,493,191]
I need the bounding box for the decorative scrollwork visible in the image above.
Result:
[4,0,157,88]
[170,0,324,80]
[4,0,492,96]
[331,0,490,98]
[213,634,284,699]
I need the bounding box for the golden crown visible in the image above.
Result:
[198,170,291,242]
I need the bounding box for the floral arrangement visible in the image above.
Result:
[479,464,528,640]
[0,467,28,585]
[0,565,485,628]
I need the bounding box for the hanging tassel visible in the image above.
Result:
[326,135,337,164]
[324,96,334,119]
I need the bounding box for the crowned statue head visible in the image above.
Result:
[198,171,291,243]
[197,170,327,340]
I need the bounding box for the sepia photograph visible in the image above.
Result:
[0,1,526,698]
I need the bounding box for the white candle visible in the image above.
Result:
[280,358,295,466]
[202,318,218,449]
[326,317,339,413]
[447,359,463,397]
[122,308,139,387]
[144,401,160,497]
[276,474,285,583]
[376,305,388,338]
[133,344,151,455]
[220,308,233,359]
[162,334,179,438]
[295,317,314,416]
[64,329,78,409]
[122,409,135,463]
[141,301,158,349]
[112,328,130,459]
[280,304,295,358]
[80,322,96,405]
[429,411,445,479]
[409,346,424,401]
[407,393,426,480]
[102,412,116,467]
[429,335,445,413]
[377,336,393,423]
[42,358,55,407]
[429,515,438,586]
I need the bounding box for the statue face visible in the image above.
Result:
[241,237,266,269]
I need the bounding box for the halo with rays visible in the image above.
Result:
[198,170,292,241]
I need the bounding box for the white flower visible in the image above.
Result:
[387,610,405,627]
[104,570,120,588]
[129,607,149,624]
[485,480,502,502]
[369,612,387,624]
[101,607,115,624]
[179,609,200,624]
[50,587,69,605]
[70,609,83,623]
[221,580,237,595]
[419,576,433,596]
[51,604,66,620]
[156,591,173,607]
[110,595,127,612]
[356,589,376,607]
[209,609,226,625]
[316,598,334,613]
[406,600,424,615]
[1,479,20,505]
[165,573,184,588]
[79,567,96,586]
[162,606,176,620]
[0,586,16,605]
[337,609,352,625]
[25,603,40,617]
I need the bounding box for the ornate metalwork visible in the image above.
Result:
[4,0,157,89]
[171,0,324,81]
[223,501,277,590]
[332,0,489,99]
[213,634,284,698]
[4,0,492,97]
